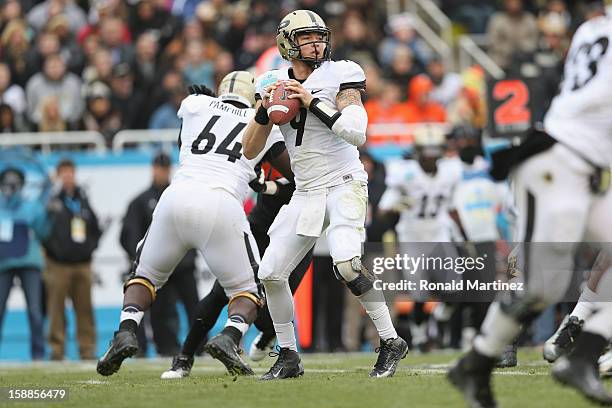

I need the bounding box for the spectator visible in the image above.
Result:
[0,103,16,132]
[127,0,182,51]
[43,159,101,360]
[82,47,113,85]
[441,0,496,34]
[0,0,24,34]
[364,81,412,144]
[362,63,384,102]
[486,0,539,70]
[25,53,83,129]
[234,23,277,70]
[26,0,87,35]
[404,74,446,123]
[213,50,234,88]
[333,13,378,66]
[0,167,50,360]
[131,31,159,96]
[38,96,67,132]
[182,39,214,89]
[0,19,31,88]
[109,62,147,129]
[98,16,132,65]
[148,86,185,129]
[447,66,487,129]
[0,62,26,118]
[383,45,421,98]
[218,3,249,61]
[82,81,122,144]
[427,57,463,107]
[25,31,62,81]
[45,14,85,75]
[120,152,199,356]
[147,69,183,122]
[379,13,432,71]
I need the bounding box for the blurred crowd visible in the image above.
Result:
[0,0,599,147]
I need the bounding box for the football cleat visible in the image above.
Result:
[599,349,612,377]
[543,315,583,363]
[448,350,498,408]
[249,332,276,362]
[552,356,612,405]
[260,347,304,380]
[204,333,254,376]
[496,343,518,368]
[369,337,409,378]
[161,354,194,379]
[96,330,139,376]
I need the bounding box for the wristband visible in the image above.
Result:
[255,104,270,125]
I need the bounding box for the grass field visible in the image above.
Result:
[0,348,605,408]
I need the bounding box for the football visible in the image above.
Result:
[265,81,300,126]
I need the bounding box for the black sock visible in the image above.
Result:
[569,331,608,365]
[221,326,243,345]
[119,319,138,333]
[182,319,211,357]
[466,349,497,372]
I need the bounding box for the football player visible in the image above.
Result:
[378,125,462,244]
[160,96,314,377]
[97,71,283,377]
[378,125,462,352]
[449,2,612,406]
[242,10,408,380]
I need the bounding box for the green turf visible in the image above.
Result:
[0,349,602,408]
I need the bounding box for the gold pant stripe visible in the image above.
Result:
[124,278,157,301]
[228,292,261,308]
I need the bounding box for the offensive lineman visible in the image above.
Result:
[97,71,282,376]
[242,10,408,380]
[448,2,612,406]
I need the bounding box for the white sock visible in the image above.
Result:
[365,304,398,341]
[358,288,397,340]
[120,305,144,326]
[473,302,521,358]
[225,315,249,336]
[274,322,297,351]
[263,280,297,351]
[570,286,599,321]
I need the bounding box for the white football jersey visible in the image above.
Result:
[544,15,612,167]
[379,158,462,242]
[256,60,368,190]
[174,94,283,202]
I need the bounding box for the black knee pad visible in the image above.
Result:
[346,274,374,296]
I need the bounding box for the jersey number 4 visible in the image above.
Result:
[191,115,246,162]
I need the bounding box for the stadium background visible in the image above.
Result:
[0,0,609,361]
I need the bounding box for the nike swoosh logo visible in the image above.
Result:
[273,368,283,377]
[311,89,323,94]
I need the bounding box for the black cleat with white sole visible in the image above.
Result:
[260,347,304,380]
[204,333,254,376]
[96,330,139,376]
[448,350,498,408]
[552,356,612,406]
[369,337,409,378]
[161,354,194,379]
[496,343,517,368]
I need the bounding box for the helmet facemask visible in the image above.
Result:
[285,27,331,68]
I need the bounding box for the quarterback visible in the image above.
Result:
[243,10,408,380]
